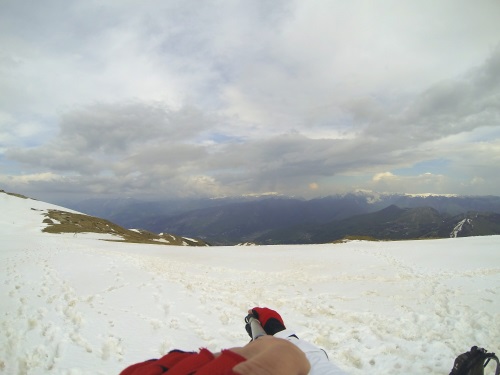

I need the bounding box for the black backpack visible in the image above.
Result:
[450,346,499,375]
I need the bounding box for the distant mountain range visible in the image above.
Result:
[256,206,500,244]
[63,191,500,245]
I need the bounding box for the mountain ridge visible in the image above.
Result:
[0,190,208,246]
[147,194,500,244]
[255,207,500,245]
[48,191,500,245]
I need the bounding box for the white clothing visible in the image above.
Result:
[274,329,347,375]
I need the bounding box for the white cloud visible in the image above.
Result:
[1,1,500,200]
[372,172,395,182]
[470,177,485,186]
[369,172,448,194]
[0,172,60,184]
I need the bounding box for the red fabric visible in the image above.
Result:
[251,307,285,327]
[156,351,197,370]
[167,348,214,375]
[120,351,196,375]
[120,348,245,374]
[120,360,159,375]
[195,350,246,375]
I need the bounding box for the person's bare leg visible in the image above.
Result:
[229,336,310,375]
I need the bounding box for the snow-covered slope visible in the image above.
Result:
[1,192,499,374]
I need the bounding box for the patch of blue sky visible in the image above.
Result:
[467,125,500,142]
[14,115,59,149]
[394,158,451,176]
[24,136,47,148]
[0,156,20,174]
[204,132,246,144]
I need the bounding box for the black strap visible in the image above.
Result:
[486,354,500,375]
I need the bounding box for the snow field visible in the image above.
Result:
[1,193,499,374]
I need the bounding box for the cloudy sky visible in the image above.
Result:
[1,0,499,202]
